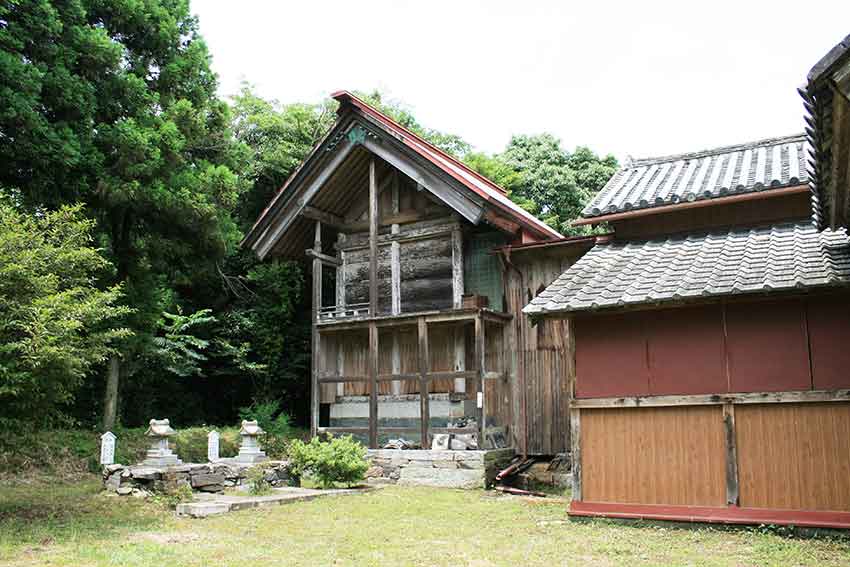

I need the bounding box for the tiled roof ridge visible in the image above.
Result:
[630,133,806,167]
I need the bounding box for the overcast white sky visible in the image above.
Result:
[193,0,850,161]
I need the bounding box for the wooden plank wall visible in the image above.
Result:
[736,403,850,511]
[504,250,578,455]
[581,406,727,505]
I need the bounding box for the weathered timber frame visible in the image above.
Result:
[568,388,850,508]
[315,308,510,449]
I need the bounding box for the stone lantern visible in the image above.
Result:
[143,419,182,467]
[235,420,268,464]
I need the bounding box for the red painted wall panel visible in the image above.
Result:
[575,313,650,398]
[724,301,811,392]
[808,297,850,390]
[646,306,727,395]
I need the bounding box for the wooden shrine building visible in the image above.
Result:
[243,91,587,455]
[527,103,850,525]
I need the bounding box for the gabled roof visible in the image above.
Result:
[580,135,809,221]
[333,92,561,240]
[242,91,561,259]
[524,221,850,316]
[802,33,850,230]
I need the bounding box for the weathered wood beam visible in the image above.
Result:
[484,211,521,235]
[368,158,378,316]
[570,408,582,501]
[305,248,340,266]
[343,166,395,224]
[368,322,378,448]
[390,240,401,315]
[303,205,344,227]
[336,248,346,311]
[451,227,464,309]
[360,137,483,223]
[255,138,354,259]
[391,330,402,396]
[475,314,485,443]
[723,403,739,506]
[418,317,430,446]
[311,254,321,438]
[570,389,850,409]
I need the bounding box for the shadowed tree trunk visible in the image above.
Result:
[102,355,120,430]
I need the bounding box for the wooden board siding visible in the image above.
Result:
[399,235,453,313]
[647,306,726,395]
[736,403,850,511]
[725,300,811,393]
[502,248,586,455]
[808,297,850,390]
[575,296,850,400]
[581,406,726,506]
[575,312,651,398]
[611,190,812,239]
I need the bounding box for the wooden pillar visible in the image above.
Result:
[336,232,346,314]
[570,408,582,501]
[451,227,463,309]
[475,314,485,444]
[723,403,739,506]
[418,317,430,447]
[310,220,322,438]
[368,159,378,316]
[391,331,402,396]
[390,238,401,315]
[368,322,378,448]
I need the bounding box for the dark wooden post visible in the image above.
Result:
[368,322,378,448]
[723,403,739,505]
[310,220,322,438]
[418,317,430,447]
[368,158,378,316]
[475,314,485,445]
[570,408,582,501]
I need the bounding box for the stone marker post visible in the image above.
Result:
[100,431,116,465]
[142,419,182,466]
[207,430,220,462]
[235,420,268,464]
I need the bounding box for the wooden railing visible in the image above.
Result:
[317,303,370,321]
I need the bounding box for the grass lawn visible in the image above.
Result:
[1,477,849,567]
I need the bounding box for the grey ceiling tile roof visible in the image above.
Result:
[523,222,850,315]
[582,134,809,218]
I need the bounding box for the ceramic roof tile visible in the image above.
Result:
[524,222,850,315]
[583,135,809,219]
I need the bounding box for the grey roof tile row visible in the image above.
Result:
[524,222,850,315]
[582,135,809,218]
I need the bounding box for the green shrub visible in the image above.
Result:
[245,464,273,495]
[239,401,293,459]
[152,483,194,509]
[287,435,368,489]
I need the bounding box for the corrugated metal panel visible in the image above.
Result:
[525,222,850,315]
[583,135,809,219]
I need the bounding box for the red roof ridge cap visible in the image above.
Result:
[330,90,508,196]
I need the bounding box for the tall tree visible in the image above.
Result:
[0,200,130,427]
[468,134,617,234]
[0,0,245,428]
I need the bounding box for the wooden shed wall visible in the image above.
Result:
[736,403,850,511]
[581,406,726,505]
[574,296,850,399]
[504,250,580,455]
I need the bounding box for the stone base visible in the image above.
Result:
[364,448,514,489]
[102,460,297,497]
[233,451,268,464]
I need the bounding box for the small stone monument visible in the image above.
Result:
[100,431,116,465]
[143,418,182,466]
[235,420,268,464]
[207,430,220,462]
